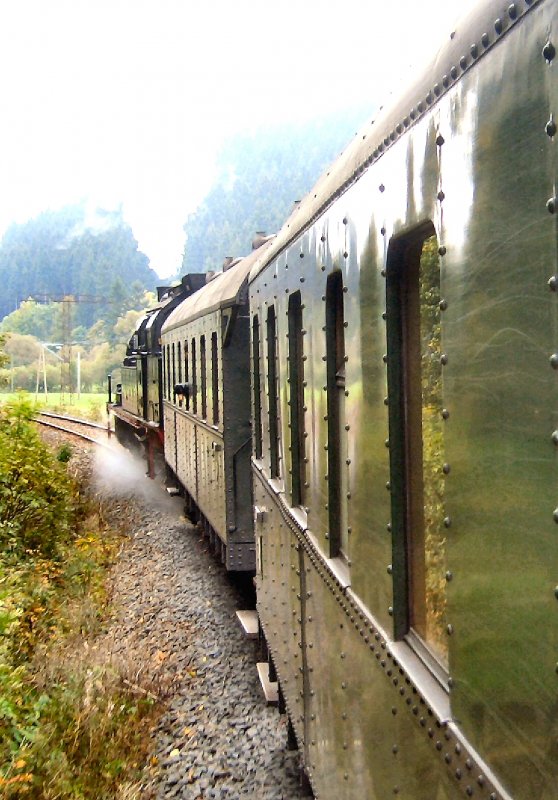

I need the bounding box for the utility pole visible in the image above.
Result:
[60,295,73,405]
[36,342,63,403]
[29,294,110,405]
[76,351,81,400]
[35,348,47,401]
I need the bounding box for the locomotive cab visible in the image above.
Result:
[108,273,206,474]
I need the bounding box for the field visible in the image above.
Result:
[0,391,108,422]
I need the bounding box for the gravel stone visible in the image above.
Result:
[38,429,311,800]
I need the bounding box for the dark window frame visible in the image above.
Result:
[386,223,448,680]
[325,271,346,557]
[166,344,171,401]
[184,340,190,410]
[211,331,219,425]
[200,334,207,419]
[288,292,305,507]
[162,345,167,399]
[266,306,280,478]
[252,315,263,459]
[171,342,176,403]
[191,338,197,414]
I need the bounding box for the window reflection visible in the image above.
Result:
[387,229,448,673]
[326,270,349,558]
[411,234,448,667]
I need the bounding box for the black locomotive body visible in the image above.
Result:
[109,274,206,473]
[110,0,558,797]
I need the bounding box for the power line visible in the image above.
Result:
[27,294,113,402]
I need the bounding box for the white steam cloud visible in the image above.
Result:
[94,442,179,513]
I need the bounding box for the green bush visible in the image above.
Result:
[56,443,73,463]
[0,398,157,797]
[0,396,75,558]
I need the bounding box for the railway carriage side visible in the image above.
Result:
[162,242,273,571]
[163,308,228,551]
[250,1,558,798]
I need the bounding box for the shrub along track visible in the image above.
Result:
[38,423,309,800]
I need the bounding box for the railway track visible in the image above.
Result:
[34,411,114,448]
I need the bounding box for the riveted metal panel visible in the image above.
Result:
[145,354,160,424]
[196,422,226,539]
[302,556,461,800]
[439,5,558,795]
[222,307,255,568]
[121,365,141,417]
[174,411,198,500]
[254,471,305,742]
[163,402,176,474]
[249,203,394,629]
[174,412,188,487]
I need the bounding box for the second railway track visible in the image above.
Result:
[34,411,114,448]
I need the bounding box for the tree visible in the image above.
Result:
[0,203,158,325]
[0,334,8,387]
[3,333,41,364]
[0,300,59,340]
[180,105,372,275]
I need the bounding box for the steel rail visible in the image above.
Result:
[33,416,113,449]
[37,410,110,431]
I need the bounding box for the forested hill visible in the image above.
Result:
[0,205,158,326]
[181,105,373,274]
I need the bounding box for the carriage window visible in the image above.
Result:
[200,335,207,419]
[172,343,177,404]
[266,306,280,478]
[164,345,166,400]
[326,271,348,557]
[184,340,190,410]
[386,227,448,674]
[252,315,263,460]
[191,338,197,414]
[177,341,182,383]
[166,345,171,401]
[288,292,305,507]
[162,345,167,399]
[211,332,219,425]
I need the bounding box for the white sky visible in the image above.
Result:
[0,0,465,277]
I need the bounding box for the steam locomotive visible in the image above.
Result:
[110,1,558,796]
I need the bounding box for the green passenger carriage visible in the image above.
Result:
[247,0,558,796]
[161,241,273,570]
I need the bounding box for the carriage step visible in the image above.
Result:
[256,662,278,706]
[236,610,259,640]
[166,486,180,496]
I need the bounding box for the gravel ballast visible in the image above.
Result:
[41,429,309,800]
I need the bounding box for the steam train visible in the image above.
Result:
[109,0,558,797]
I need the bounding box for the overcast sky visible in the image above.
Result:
[0,0,465,277]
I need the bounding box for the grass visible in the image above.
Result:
[0,397,160,798]
[0,391,108,422]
